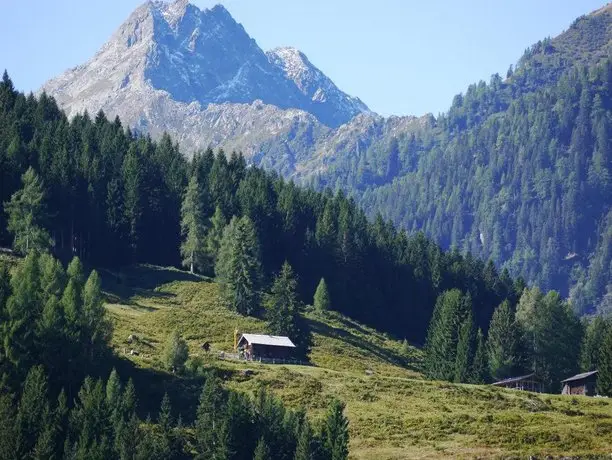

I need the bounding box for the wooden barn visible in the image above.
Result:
[561,370,598,396]
[237,334,296,360]
[492,373,543,393]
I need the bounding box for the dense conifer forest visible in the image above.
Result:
[309,11,612,316]
[0,71,525,343]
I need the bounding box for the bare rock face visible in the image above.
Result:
[42,0,425,180]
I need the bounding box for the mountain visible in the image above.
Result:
[42,2,612,314]
[308,5,612,315]
[42,0,369,154]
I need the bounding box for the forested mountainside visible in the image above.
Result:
[307,7,612,315]
[0,73,522,344]
[4,72,612,458]
[41,2,612,316]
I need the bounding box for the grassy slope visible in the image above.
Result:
[101,265,612,460]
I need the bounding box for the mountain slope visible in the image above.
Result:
[42,2,612,313]
[301,5,612,314]
[104,263,612,460]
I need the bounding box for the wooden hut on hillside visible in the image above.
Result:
[561,370,598,396]
[491,373,543,393]
[237,334,295,360]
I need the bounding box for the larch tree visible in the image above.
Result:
[206,205,227,272]
[4,167,52,254]
[313,278,331,311]
[180,173,207,274]
[487,300,523,380]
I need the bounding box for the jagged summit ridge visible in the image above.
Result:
[42,0,369,128]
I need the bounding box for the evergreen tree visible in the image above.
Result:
[206,206,227,272]
[82,270,112,361]
[321,399,349,460]
[313,278,331,312]
[4,167,52,254]
[196,376,225,458]
[216,216,263,316]
[580,317,610,372]
[424,289,471,381]
[294,420,315,460]
[16,365,50,458]
[4,252,42,375]
[218,392,252,460]
[487,300,523,380]
[162,330,189,374]
[0,394,17,460]
[471,328,488,383]
[253,437,270,460]
[180,173,207,274]
[265,262,311,358]
[597,328,612,396]
[454,311,475,383]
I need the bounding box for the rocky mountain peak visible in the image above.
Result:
[43,1,370,128]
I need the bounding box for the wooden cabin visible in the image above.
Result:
[237,334,296,360]
[492,373,543,393]
[561,370,598,396]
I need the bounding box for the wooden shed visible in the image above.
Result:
[491,373,543,393]
[561,370,598,396]
[237,334,296,360]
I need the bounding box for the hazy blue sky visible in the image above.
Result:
[0,0,605,116]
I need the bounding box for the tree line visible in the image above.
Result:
[424,286,612,394]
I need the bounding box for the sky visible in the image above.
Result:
[0,0,606,116]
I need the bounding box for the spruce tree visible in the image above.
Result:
[253,437,270,460]
[180,173,207,274]
[294,419,315,460]
[454,312,475,383]
[321,399,349,460]
[0,394,17,460]
[265,262,311,358]
[471,328,488,383]
[424,289,471,381]
[216,216,263,316]
[597,328,612,396]
[313,278,331,311]
[4,167,52,254]
[580,317,609,372]
[487,300,523,380]
[195,376,225,458]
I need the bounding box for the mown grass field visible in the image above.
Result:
[101,265,612,460]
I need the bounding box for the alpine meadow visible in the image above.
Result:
[1,1,612,459]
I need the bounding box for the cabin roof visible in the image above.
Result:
[492,373,536,386]
[561,370,598,383]
[238,334,296,348]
